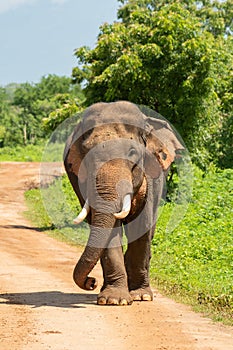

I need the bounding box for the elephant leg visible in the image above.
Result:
[124,227,155,301]
[97,233,132,306]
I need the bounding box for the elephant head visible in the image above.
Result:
[64,101,184,291]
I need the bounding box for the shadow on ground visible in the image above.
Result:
[0,291,98,309]
[0,224,55,232]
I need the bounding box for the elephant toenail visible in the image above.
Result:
[132,294,141,301]
[97,297,107,305]
[119,299,128,306]
[142,294,152,301]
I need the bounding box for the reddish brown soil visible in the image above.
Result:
[0,162,232,350]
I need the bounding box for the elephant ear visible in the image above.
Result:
[144,116,185,177]
[63,122,87,204]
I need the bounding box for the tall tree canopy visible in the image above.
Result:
[72,0,233,168]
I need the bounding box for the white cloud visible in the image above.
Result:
[0,0,68,14]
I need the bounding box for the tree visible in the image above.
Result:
[1,75,84,146]
[0,88,8,116]
[42,76,85,133]
[43,93,84,133]
[0,88,22,146]
[0,88,8,146]
[13,82,45,144]
[72,0,233,168]
[218,57,233,168]
[35,74,72,100]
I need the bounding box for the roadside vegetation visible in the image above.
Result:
[0,144,44,162]
[152,167,233,324]
[24,175,87,246]
[1,0,233,324]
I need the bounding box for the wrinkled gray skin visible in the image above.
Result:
[64,101,184,305]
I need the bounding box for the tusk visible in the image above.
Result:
[114,194,132,219]
[73,200,90,224]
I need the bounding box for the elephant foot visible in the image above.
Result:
[130,287,154,301]
[97,286,133,306]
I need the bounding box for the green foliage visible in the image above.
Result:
[0,87,11,146]
[12,82,47,144]
[218,58,233,168]
[72,0,233,169]
[152,167,233,322]
[0,144,44,162]
[36,75,72,99]
[24,189,53,229]
[0,75,84,148]
[118,0,233,36]
[0,125,6,146]
[25,175,89,246]
[43,93,83,132]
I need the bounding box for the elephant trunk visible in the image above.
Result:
[73,245,103,291]
[73,213,117,291]
[73,161,133,291]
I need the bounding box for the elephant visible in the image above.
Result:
[64,101,184,306]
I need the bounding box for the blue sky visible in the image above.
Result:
[0,0,119,86]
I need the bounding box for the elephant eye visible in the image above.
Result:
[128,148,137,158]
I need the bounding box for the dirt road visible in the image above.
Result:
[0,162,232,350]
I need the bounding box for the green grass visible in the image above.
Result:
[152,167,233,324]
[0,142,65,163]
[24,175,89,246]
[0,144,44,162]
[24,166,233,324]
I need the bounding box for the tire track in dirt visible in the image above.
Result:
[0,162,232,350]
